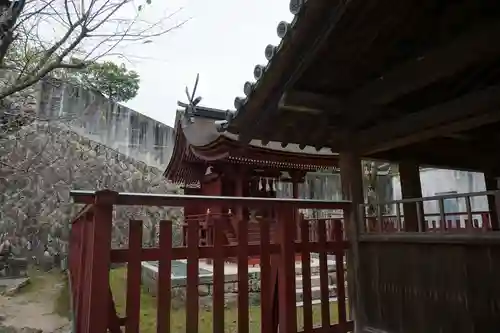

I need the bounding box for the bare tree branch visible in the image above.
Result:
[0,0,185,100]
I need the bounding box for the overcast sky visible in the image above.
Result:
[118,0,293,127]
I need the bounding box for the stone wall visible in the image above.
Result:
[0,121,182,256]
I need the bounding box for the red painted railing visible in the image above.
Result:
[365,212,491,233]
[68,190,353,333]
[361,191,496,233]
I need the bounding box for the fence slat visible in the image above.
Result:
[318,219,330,327]
[108,287,122,333]
[238,218,249,333]
[125,220,143,333]
[82,213,94,333]
[277,208,297,333]
[260,218,272,333]
[213,218,225,333]
[109,242,348,263]
[334,220,347,326]
[300,216,313,333]
[186,219,200,333]
[87,201,114,333]
[157,220,172,333]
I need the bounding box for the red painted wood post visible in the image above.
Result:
[276,207,297,333]
[237,215,249,333]
[317,219,330,327]
[334,219,347,328]
[82,212,94,333]
[108,287,122,333]
[126,220,143,333]
[186,216,200,333]
[212,219,225,333]
[69,212,86,333]
[260,218,273,333]
[482,213,491,230]
[157,220,172,333]
[300,215,313,333]
[87,190,117,333]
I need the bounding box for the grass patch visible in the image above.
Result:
[54,275,71,319]
[12,268,56,296]
[8,266,72,319]
[110,267,341,333]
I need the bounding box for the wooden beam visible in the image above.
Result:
[351,21,500,106]
[358,84,500,154]
[280,90,392,130]
[279,90,342,115]
[399,160,424,232]
[484,174,500,230]
[235,0,351,143]
[339,150,365,327]
[371,140,497,173]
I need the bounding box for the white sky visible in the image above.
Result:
[119,0,294,127]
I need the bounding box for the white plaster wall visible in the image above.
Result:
[36,80,175,169]
[391,169,488,220]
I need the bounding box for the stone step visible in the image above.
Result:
[295,273,337,289]
[295,285,337,302]
[296,263,340,275]
[296,296,338,308]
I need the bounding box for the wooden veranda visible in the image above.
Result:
[220,0,500,331]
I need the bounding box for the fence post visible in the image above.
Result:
[87,190,118,333]
[276,206,297,333]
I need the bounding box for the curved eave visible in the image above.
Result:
[228,0,343,132]
[191,135,339,170]
[163,121,204,185]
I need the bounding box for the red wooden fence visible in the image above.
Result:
[68,190,353,333]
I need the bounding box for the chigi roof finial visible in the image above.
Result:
[177,73,202,126]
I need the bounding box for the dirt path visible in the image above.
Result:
[0,272,70,332]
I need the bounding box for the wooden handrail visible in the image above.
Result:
[368,189,498,206]
[70,190,351,209]
[360,232,500,244]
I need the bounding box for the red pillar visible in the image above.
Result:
[86,190,117,333]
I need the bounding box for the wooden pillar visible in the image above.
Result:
[87,190,117,333]
[234,167,244,220]
[276,207,297,333]
[399,160,424,232]
[484,174,500,230]
[292,176,299,241]
[339,151,365,331]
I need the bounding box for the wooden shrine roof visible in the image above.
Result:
[164,105,339,184]
[220,0,500,174]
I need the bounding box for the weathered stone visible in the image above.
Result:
[0,121,182,256]
[0,326,42,333]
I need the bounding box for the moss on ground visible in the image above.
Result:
[54,274,71,319]
[5,267,72,319]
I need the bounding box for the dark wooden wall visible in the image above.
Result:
[357,234,500,333]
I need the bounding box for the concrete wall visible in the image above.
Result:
[391,169,488,215]
[36,79,175,169]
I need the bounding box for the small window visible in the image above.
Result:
[139,121,147,144]
[154,125,164,146]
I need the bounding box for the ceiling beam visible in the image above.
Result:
[279,90,342,114]
[357,84,500,154]
[371,142,496,173]
[349,21,500,107]
[277,21,500,130]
